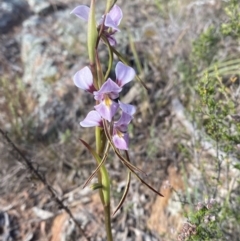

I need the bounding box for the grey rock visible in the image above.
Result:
[26,0,66,15]
[0,0,30,34]
[21,10,87,106]
[21,32,57,106]
[27,0,50,14]
[20,9,89,137]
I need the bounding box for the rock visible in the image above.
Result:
[20,9,89,137]
[21,10,87,106]
[0,0,30,34]
[27,0,50,14]
[21,31,58,106]
[26,0,66,15]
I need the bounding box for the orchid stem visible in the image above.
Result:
[95,126,113,241]
[104,204,113,241]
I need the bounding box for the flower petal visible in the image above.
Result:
[93,78,122,101]
[113,132,129,150]
[119,101,136,116]
[80,110,103,127]
[71,5,90,21]
[95,100,119,122]
[105,5,123,31]
[114,112,133,132]
[115,62,135,87]
[107,35,117,46]
[73,66,96,93]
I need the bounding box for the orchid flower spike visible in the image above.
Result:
[71,4,123,46]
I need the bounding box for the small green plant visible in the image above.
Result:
[178,199,222,241]
[192,27,220,66]
[220,0,240,38]
[182,0,240,88]
[196,72,236,145]
[177,0,240,239]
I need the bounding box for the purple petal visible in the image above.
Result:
[71,5,90,21]
[115,62,135,87]
[113,131,129,150]
[119,101,136,116]
[93,78,122,101]
[114,112,133,132]
[73,66,96,93]
[94,99,119,122]
[107,35,117,46]
[105,5,123,31]
[80,111,103,127]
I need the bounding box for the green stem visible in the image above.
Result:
[104,204,113,241]
[95,127,113,241]
[105,0,112,13]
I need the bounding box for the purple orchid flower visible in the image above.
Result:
[115,62,135,87]
[93,62,135,122]
[94,79,122,122]
[80,110,103,127]
[80,111,133,150]
[71,5,123,46]
[112,112,133,150]
[104,5,122,31]
[73,66,96,93]
[73,61,136,123]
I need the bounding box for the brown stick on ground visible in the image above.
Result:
[0,128,91,241]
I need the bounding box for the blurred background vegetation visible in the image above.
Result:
[0,0,240,240]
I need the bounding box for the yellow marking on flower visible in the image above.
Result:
[104,95,112,107]
[116,130,123,138]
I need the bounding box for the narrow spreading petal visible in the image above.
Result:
[80,111,103,127]
[71,5,90,21]
[93,78,122,101]
[113,131,129,150]
[115,62,135,87]
[73,66,96,93]
[95,99,119,122]
[119,101,136,116]
[105,5,123,31]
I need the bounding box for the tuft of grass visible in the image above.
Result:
[0,77,35,142]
